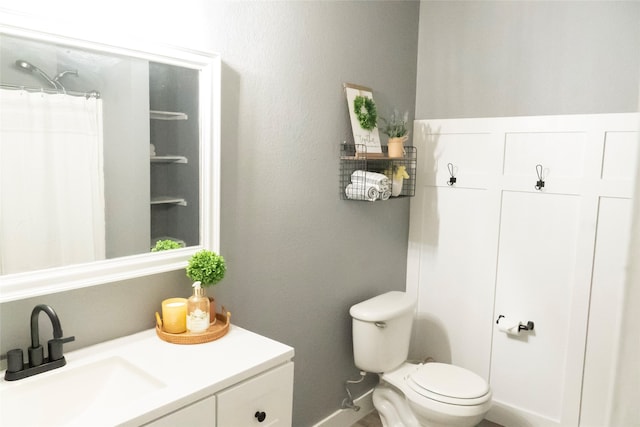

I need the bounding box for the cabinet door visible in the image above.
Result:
[145,395,216,427]
[217,362,294,427]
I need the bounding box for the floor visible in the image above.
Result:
[352,410,502,427]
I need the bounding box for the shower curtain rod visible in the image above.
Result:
[0,83,100,99]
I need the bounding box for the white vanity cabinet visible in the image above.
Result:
[129,325,294,427]
[0,325,294,427]
[145,362,294,427]
[145,396,216,427]
[217,362,294,426]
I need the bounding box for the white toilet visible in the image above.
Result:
[350,291,492,427]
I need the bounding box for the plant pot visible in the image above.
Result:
[209,296,217,324]
[387,136,407,158]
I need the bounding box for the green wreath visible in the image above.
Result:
[353,95,377,131]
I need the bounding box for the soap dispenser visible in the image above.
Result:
[187,281,210,333]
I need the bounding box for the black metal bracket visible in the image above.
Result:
[535,164,545,190]
[518,321,535,332]
[447,163,457,186]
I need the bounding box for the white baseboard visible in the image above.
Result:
[313,389,375,427]
[486,400,559,427]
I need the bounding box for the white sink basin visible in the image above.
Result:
[0,356,165,427]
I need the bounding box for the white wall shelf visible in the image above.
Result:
[150,155,188,164]
[150,110,188,120]
[150,197,187,206]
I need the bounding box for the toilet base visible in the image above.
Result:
[373,385,420,427]
[373,381,488,427]
[408,399,485,427]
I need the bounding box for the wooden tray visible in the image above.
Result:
[155,310,231,344]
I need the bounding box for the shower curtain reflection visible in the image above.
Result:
[0,89,105,274]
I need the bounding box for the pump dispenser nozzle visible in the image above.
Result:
[192,281,206,297]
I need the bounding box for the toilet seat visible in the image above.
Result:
[406,363,490,406]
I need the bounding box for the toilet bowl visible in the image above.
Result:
[350,291,492,427]
[377,362,492,427]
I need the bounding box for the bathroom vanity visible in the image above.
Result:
[0,325,294,427]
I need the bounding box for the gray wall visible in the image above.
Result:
[416,0,640,119]
[0,2,420,426]
[209,3,419,424]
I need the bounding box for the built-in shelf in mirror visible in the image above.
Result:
[150,155,188,164]
[150,110,188,120]
[150,197,188,206]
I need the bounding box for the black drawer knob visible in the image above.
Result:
[254,411,266,422]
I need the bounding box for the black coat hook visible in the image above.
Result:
[447,163,457,186]
[535,164,545,190]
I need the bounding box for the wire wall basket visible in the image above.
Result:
[340,143,417,201]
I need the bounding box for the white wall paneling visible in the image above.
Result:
[409,186,499,378]
[407,114,639,427]
[580,196,633,427]
[492,191,581,422]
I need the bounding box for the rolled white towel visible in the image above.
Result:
[352,170,387,181]
[368,187,380,200]
[351,170,389,183]
[352,178,391,192]
[378,182,392,192]
[351,170,390,187]
[345,183,379,201]
[366,184,390,200]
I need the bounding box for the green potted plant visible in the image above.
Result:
[379,110,409,158]
[186,249,226,322]
[151,239,183,252]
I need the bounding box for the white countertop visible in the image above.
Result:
[0,325,294,427]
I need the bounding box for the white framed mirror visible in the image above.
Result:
[0,16,221,302]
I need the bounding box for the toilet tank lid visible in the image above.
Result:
[350,291,416,322]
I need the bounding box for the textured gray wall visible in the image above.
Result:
[208,3,419,424]
[0,2,420,426]
[416,0,640,119]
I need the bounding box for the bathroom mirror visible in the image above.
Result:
[0,20,220,302]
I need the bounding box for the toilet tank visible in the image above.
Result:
[349,291,416,373]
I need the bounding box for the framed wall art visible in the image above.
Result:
[344,83,382,156]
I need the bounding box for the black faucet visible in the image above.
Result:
[4,304,75,381]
